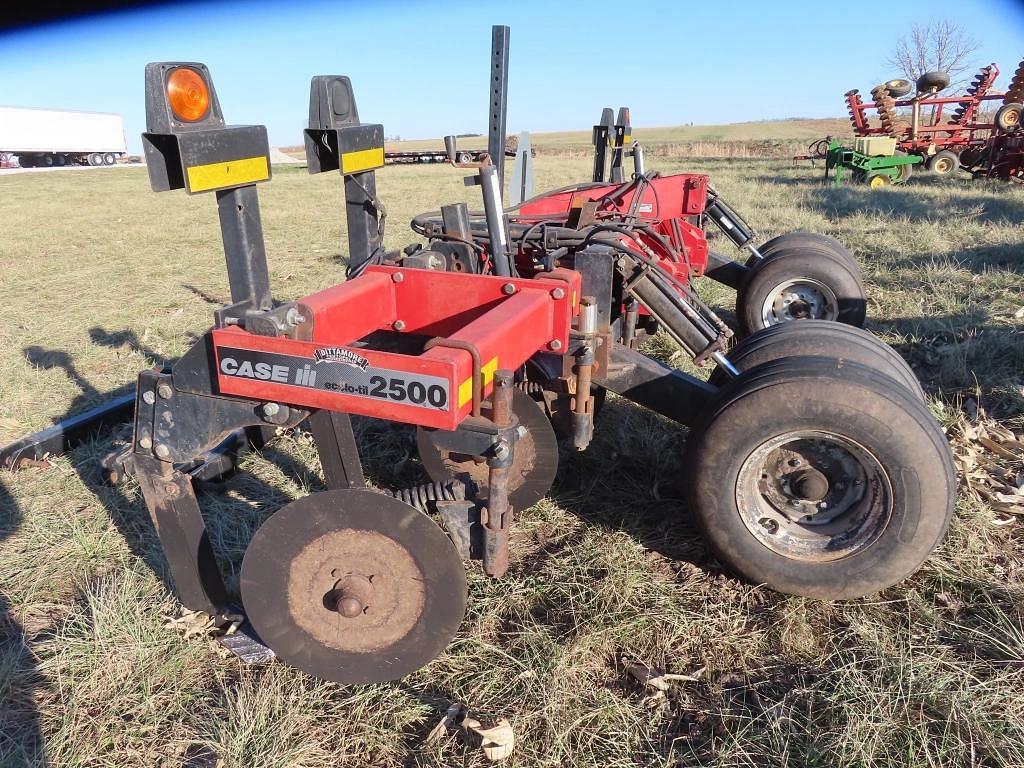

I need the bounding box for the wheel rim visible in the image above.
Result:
[868,174,889,188]
[735,430,892,562]
[760,277,839,326]
[934,157,952,174]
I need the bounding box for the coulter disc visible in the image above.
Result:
[240,489,467,684]
[416,387,558,512]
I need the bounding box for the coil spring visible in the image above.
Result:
[515,380,545,396]
[384,479,467,513]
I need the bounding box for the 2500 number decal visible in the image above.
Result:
[323,375,448,409]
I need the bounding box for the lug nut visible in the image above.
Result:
[502,283,516,295]
[549,339,563,351]
[759,518,779,534]
[262,402,280,418]
[157,383,173,399]
[154,444,171,459]
[142,391,156,405]
[393,320,406,331]
[551,287,565,299]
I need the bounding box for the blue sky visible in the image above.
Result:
[1,0,1022,153]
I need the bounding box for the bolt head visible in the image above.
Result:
[142,391,156,405]
[157,383,173,399]
[393,320,406,331]
[391,272,404,283]
[551,287,566,300]
[502,283,517,295]
[549,339,563,351]
[262,402,280,418]
[138,436,152,450]
[759,517,779,534]
[154,444,171,459]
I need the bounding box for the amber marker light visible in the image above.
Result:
[166,67,210,122]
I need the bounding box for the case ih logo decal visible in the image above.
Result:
[217,347,449,411]
[313,347,369,369]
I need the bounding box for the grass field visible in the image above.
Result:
[1,151,1023,767]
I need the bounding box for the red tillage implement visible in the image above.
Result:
[1,27,956,687]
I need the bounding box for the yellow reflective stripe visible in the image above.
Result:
[340,146,385,174]
[186,156,269,192]
[622,134,632,144]
[458,356,498,408]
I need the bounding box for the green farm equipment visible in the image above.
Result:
[824,137,923,188]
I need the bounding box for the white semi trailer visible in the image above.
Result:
[0,107,127,167]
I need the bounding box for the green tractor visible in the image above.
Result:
[821,136,924,188]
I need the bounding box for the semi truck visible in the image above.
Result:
[0,106,127,167]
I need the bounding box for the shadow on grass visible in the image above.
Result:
[793,179,1021,225]
[546,397,713,571]
[882,240,1024,274]
[868,311,1024,418]
[0,477,47,765]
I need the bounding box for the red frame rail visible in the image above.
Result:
[210,265,580,430]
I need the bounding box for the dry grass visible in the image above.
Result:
[1,151,1023,767]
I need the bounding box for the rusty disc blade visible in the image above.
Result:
[240,488,467,684]
[416,387,558,512]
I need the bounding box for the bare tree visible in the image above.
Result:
[886,20,981,91]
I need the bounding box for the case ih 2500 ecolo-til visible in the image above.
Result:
[4,28,954,685]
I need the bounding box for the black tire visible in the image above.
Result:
[685,357,955,599]
[995,103,1022,133]
[959,147,983,169]
[103,153,116,166]
[17,155,34,168]
[916,71,950,93]
[756,231,853,264]
[737,246,866,335]
[54,154,66,167]
[884,79,913,97]
[927,150,959,175]
[88,153,103,166]
[40,154,54,167]
[709,320,924,400]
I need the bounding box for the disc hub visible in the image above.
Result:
[240,489,468,684]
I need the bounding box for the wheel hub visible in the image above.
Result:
[762,278,839,326]
[738,431,891,561]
